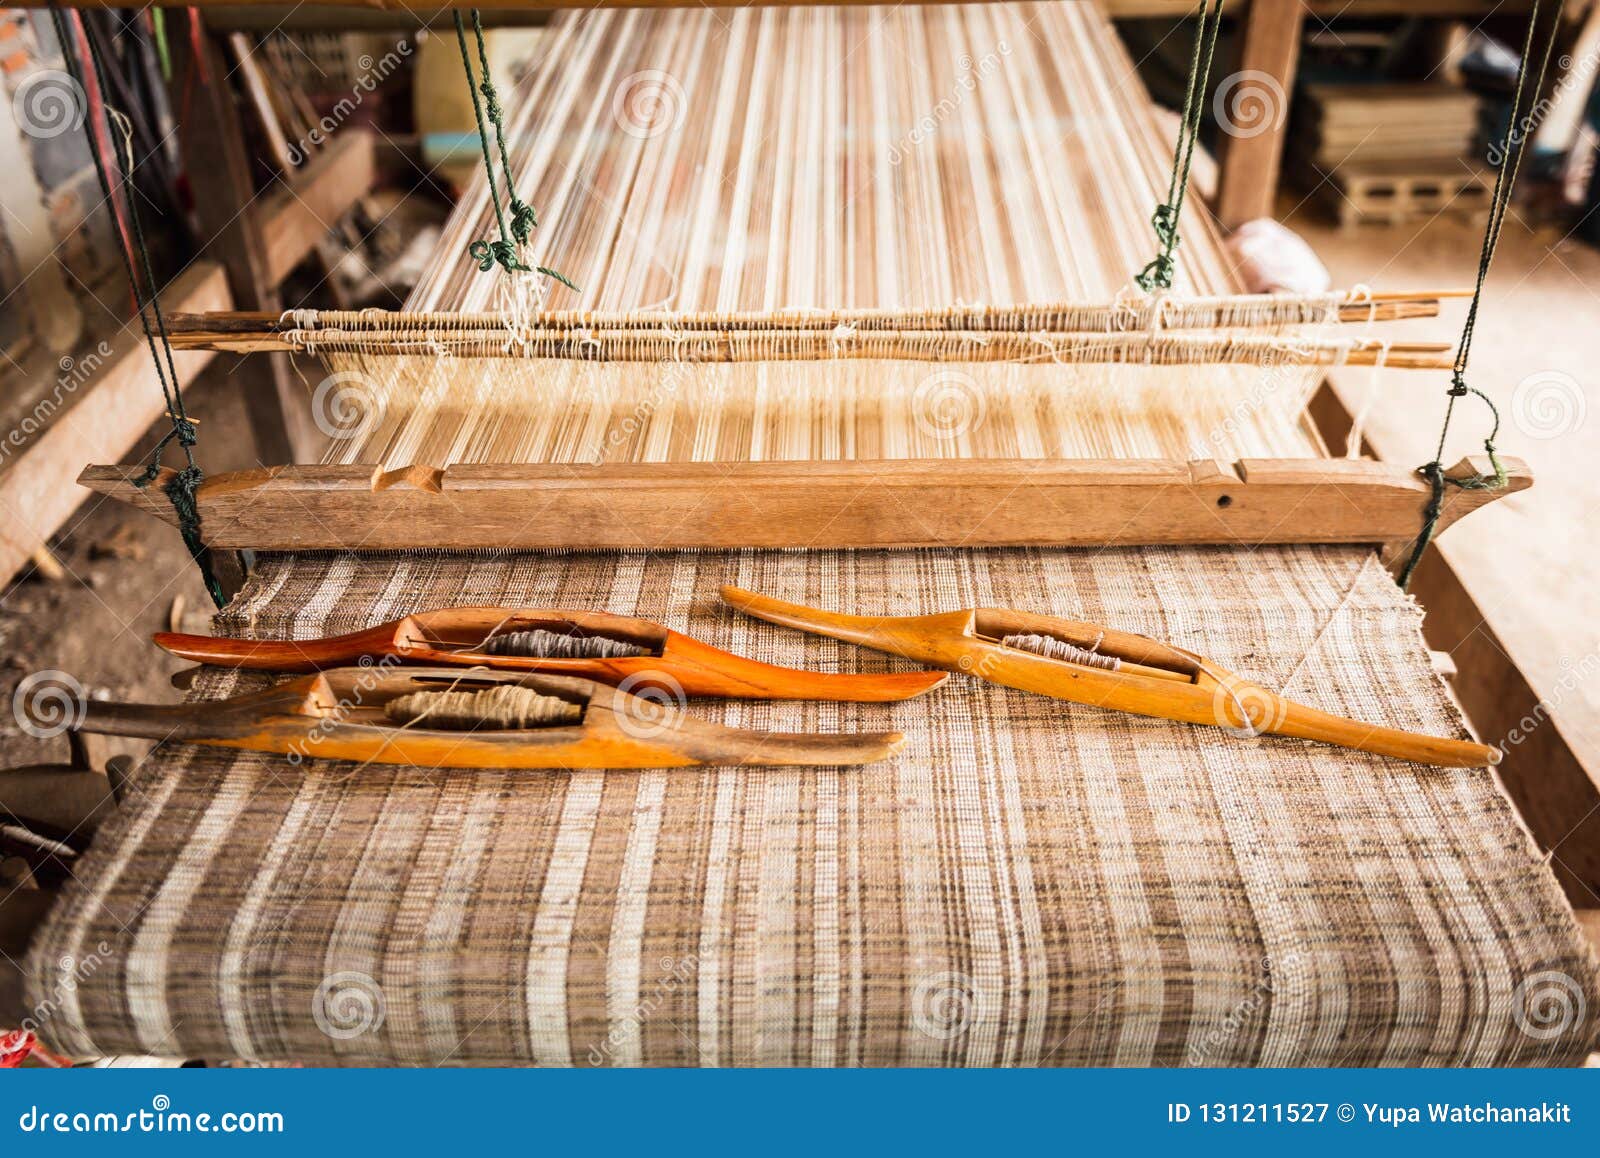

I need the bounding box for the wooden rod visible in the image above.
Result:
[151,326,1454,368]
[161,293,1452,344]
[78,455,1529,554]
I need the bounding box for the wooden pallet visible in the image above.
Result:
[1317,161,1492,229]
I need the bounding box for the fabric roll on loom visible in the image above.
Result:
[25,2,1599,1067]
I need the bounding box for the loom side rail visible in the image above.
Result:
[78,457,1529,557]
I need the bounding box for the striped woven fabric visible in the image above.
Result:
[27,547,1599,1065]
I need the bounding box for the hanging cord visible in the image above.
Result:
[1136,0,1226,292]
[51,4,223,608]
[1395,0,1564,590]
[452,10,577,291]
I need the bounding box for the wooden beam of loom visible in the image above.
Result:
[151,329,1455,368]
[252,129,377,289]
[167,293,1455,337]
[79,456,1527,555]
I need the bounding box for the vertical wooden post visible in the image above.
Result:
[1213,0,1302,230]
[173,28,320,462]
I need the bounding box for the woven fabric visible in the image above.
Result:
[27,547,1599,1065]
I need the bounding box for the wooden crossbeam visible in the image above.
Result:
[253,130,377,289]
[78,456,1527,557]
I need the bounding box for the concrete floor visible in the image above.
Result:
[1286,200,1600,804]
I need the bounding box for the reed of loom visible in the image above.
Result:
[162,290,1458,348]
[166,323,1456,369]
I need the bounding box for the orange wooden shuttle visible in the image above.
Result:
[61,667,907,770]
[154,606,946,701]
[721,585,1500,769]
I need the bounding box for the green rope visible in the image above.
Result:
[1136,0,1226,292]
[52,4,222,608]
[150,9,171,82]
[470,9,535,247]
[1395,0,1564,589]
[453,10,577,291]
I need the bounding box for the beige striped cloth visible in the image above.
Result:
[27,547,1599,1064]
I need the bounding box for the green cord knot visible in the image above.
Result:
[1135,254,1176,292]
[1135,169,1184,291]
[1151,204,1179,247]
[130,458,224,608]
[133,417,199,485]
[468,237,526,275]
[1396,435,1508,591]
[478,78,503,125]
[163,465,226,609]
[1396,461,1449,590]
[454,9,573,293]
[508,197,538,247]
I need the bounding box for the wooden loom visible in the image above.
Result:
[71,5,1525,565]
[40,2,1510,570]
[18,1,1600,1072]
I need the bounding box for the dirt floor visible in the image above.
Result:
[0,358,270,774]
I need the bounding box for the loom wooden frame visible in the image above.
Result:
[80,455,1527,559]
